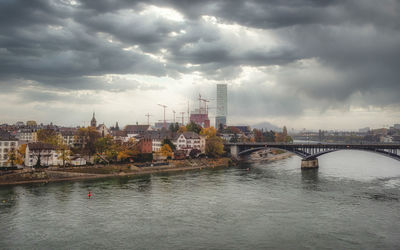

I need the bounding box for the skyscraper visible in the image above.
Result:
[215,84,227,129]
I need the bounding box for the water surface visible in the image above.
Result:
[1,150,400,249]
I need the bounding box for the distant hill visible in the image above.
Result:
[252,121,281,132]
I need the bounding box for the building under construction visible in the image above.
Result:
[190,94,210,128]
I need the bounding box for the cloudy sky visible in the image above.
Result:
[1,0,399,130]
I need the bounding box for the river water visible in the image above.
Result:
[1,151,400,249]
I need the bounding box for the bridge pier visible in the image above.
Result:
[230,145,239,160]
[301,158,319,169]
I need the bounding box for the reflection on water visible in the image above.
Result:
[301,168,319,190]
[0,151,399,249]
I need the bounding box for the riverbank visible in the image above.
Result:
[247,151,294,162]
[0,158,235,186]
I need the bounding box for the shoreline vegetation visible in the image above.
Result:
[0,153,293,186]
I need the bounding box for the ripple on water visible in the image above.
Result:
[0,152,400,249]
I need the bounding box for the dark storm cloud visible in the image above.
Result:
[1,0,399,114]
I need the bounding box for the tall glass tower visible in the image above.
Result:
[216,84,227,129]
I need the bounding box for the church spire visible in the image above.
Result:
[90,112,97,127]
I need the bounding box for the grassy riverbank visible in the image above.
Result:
[0,158,235,186]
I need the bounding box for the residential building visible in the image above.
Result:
[174,132,206,156]
[146,131,173,152]
[0,131,19,167]
[16,128,37,143]
[125,125,152,137]
[111,130,128,143]
[154,122,172,130]
[97,124,109,137]
[60,130,80,147]
[25,142,59,167]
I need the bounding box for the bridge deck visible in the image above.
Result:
[226,143,400,160]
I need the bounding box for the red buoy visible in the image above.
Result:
[88,191,91,199]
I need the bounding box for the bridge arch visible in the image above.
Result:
[306,148,400,161]
[238,146,308,158]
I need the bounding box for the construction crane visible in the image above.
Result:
[198,94,210,114]
[145,113,152,125]
[157,104,168,129]
[172,110,176,123]
[179,111,185,125]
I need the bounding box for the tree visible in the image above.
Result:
[200,127,217,139]
[161,144,173,158]
[229,133,239,143]
[37,129,61,147]
[283,126,288,137]
[75,127,101,157]
[162,138,176,151]
[169,123,180,133]
[95,135,114,154]
[178,126,187,133]
[218,123,224,132]
[6,150,18,166]
[186,121,202,134]
[205,136,224,158]
[253,129,264,142]
[264,130,275,142]
[189,149,201,158]
[117,139,140,162]
[7,144,27,166]
[57,143,71,167]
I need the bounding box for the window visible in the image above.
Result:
[0,142,2,146]
[10,142,15,147]
[4,142,8,147]
[3,148,8,153]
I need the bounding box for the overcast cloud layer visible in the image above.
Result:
[0,0,399,130]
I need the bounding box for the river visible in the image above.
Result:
[1,150,400,249]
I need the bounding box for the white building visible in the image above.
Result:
[16,128,37,143]
[25,142,60,167]
[60,130,81,147]
[148,132,173,152]
[97,124,110,137]
[0,132,19,167]
[174,132,206,156]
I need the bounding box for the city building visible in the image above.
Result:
[145,131,174,152]
[25,142,59,167]
[174,132,206,156]
[16,128,37,143]
[26,120,37,127]
[358,127,370,133]
[135,137,153,154]
[215,84,227,129]
[97,124,109,137]
[190,94,210,128]
[111,130,128,143]
[154,122,173,130]
[125,125,153,137]
[0,131,19,167]
[60,129,80,147]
